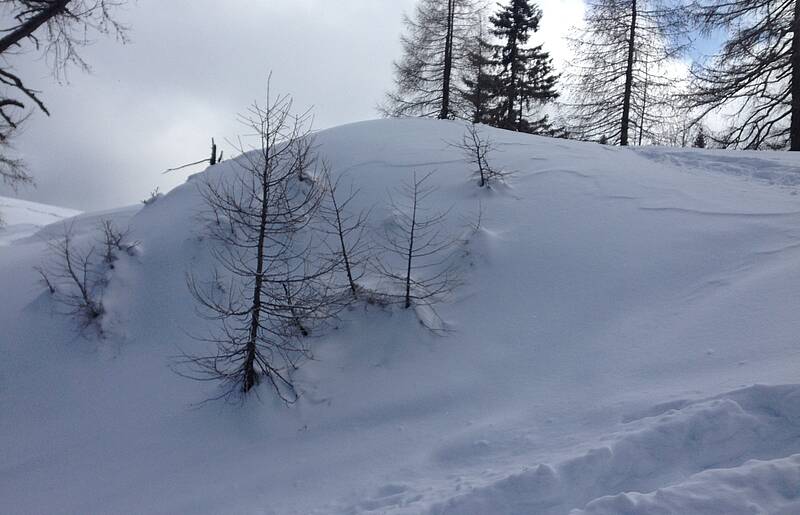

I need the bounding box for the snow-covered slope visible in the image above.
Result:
[0,196,81,245]
[3,118,800,514]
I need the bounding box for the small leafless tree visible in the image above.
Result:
[37,218,136,329]
[319,164,373,299]
[98,219,136,268]
[141,187,161,205]
[38,223,104,326]
[181,82,334,403]
[377,171,460,310]
[450,123,505,187]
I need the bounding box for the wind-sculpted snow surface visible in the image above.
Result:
[3,119,800,514]
[427,385,800,515]
[636,147,800,188]
[0,196,81,245]
[577,455,800,515]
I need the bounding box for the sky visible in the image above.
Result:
[1,0,585,211]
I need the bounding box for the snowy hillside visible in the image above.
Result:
[3,118,800,514]
[0,196,80,245]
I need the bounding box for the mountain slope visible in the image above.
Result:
[2,118,800,514]
[0,196,81,245]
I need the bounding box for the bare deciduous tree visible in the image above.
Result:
[141,187,161,206]
[565,0,688,145]
[37,219,136,329]
[0,0,128,187]
[377,171,460,310]
[382,0,483,119]
[98,219,136,268]
[319,163,373,299]
[686,0,800,149]
[181,83,334,403]
[450,122,505,187]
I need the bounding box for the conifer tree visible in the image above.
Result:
[486,0,558,133]
[383,0,482,119]
[693,127,707,148]
[461,27,498,124]
[183,83,333,402]
[686,0,800,150]
[566,0,688,145]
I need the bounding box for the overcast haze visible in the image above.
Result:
[1,0,583,211]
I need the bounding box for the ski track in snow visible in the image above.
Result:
[636,147,800,189]
[421,385,800,515]
[0,196,81,245]
[638,206,800,217]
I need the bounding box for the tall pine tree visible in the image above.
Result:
[460,20,499,124]
[486,0,559,133]
[383,0,481,119]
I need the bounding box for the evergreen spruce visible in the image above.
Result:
[693,128,707,148]
[461,33,499,124]
[487,0,558,133]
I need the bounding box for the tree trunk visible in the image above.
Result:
[210,138,218,165]
[405,183,418,309]
[335,209,357,296]
[620,0,637,146]
[244,160,271,393]
[507,34,519,129]
[473,46,485,122]
[439,0,455,119]
[791,0,800,150]
[638,61,648,146]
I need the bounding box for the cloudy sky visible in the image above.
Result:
[2,0,583,211]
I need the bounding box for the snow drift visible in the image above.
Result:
[3,118,800,514]
[0,196,80,245]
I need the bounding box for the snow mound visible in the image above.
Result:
[428,384,800,515]
[578,455,800,515]
[4,119,800,514]
[0,195,80,245]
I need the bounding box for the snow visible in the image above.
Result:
[3,118,800,514]
[431,384,800,514]
[0,196,81,245]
